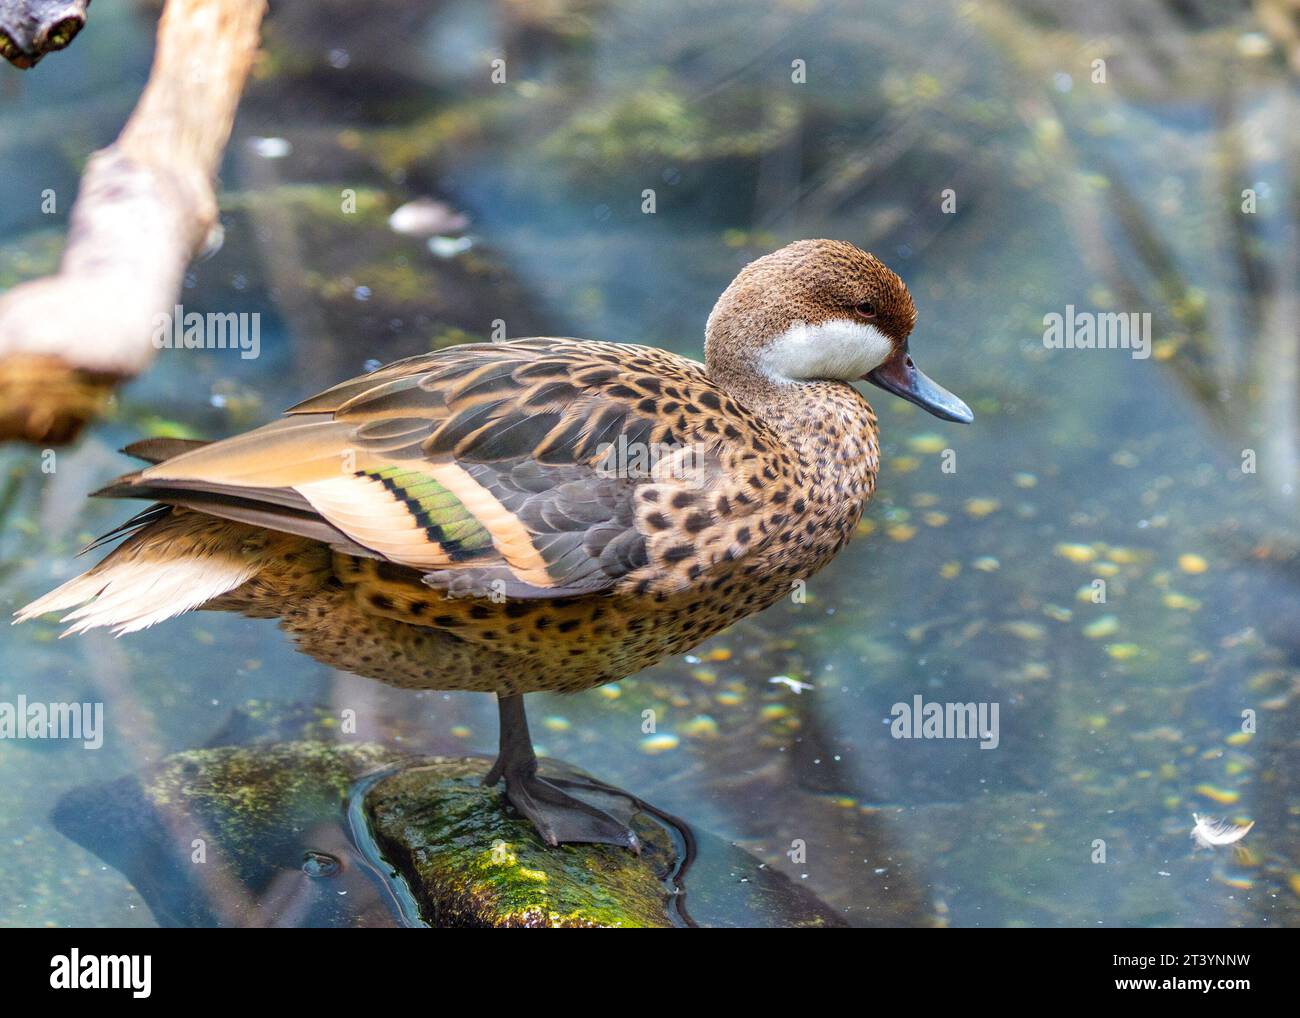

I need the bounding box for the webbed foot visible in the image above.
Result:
[486,757,641,851]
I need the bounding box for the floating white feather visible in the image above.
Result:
[1190,813,1254,849]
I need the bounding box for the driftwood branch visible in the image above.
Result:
[0,0,87,68]
[0,0,266,443]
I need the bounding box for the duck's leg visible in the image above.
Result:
[483,693,641,852]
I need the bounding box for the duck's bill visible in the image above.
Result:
[864,350,974,424]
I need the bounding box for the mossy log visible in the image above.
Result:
[53,741,849,928]
[364,759,681,928]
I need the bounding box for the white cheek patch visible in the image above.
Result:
[761,318,894,382]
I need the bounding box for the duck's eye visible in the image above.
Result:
[854,301,876,319]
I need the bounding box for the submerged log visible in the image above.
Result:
[52,741,406,927]
[0,0,266,444]
[52,740,850,928]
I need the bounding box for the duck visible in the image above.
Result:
[15,239,972,851]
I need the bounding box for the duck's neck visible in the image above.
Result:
[706,342,881,524]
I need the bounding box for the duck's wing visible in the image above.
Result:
[100,339,779,599]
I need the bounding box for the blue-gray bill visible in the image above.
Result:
[864,351,974,424]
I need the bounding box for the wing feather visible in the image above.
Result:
[90,338,776,597]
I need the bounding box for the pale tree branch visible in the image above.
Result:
[0,0,266,443]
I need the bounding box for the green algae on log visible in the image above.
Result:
[362,756,852,928]
[364,758,679,928]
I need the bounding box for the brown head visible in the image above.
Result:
[704,239,972,423]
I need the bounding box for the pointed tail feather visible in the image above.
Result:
[14,510,261,636]
[80,503,173,554]
[121,437,212,464]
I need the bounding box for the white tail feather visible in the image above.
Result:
[13,510,260,637]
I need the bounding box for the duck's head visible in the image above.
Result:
[704,239,973,423]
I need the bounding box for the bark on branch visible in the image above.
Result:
[0,0,266,444]
[0,0,88,68]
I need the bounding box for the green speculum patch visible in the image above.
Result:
[364,466,495,558]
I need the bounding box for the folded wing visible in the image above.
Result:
[101,339,766,598]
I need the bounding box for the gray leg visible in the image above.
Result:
[483,693,641,852]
